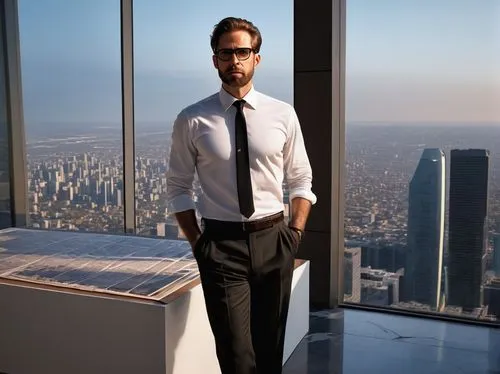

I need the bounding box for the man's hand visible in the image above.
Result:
[189,233,202,251]
[174,210,202,250]
[288,226,303,243]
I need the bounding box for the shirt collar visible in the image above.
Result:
[219,85,258,112]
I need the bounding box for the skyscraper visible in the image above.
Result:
[404,148,445,309]
[344,247,361,303]
[483,277,500,318]
[448,149,489,311]
[494,234,500,275]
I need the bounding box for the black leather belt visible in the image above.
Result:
[203,211,284,233]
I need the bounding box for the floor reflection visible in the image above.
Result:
[283,308,500,374]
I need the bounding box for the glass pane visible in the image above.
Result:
[0,4,12,229]
[133,2,293,237]
[345,0,500,323]
[19,0,123,233]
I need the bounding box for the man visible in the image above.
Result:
[166,17,316,374]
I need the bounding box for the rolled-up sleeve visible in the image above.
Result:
[283,107,317,205]
[166,111,197,213]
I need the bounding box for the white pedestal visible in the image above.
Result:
[0,261,309,374]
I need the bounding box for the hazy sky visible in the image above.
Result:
[17,0,500,127]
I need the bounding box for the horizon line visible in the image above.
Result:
[24,120,500,126]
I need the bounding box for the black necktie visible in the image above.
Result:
[233,100,255,218]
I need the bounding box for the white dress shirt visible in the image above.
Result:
[166,86,317,222]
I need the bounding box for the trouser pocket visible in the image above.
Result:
[279,223,300,256]
[193,231,209,260]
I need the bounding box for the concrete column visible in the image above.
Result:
[294,0,346,307]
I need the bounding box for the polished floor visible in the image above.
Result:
[283,308,500,374]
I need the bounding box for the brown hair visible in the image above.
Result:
[210,17,262,53]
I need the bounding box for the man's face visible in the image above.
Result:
[212,30,261,88]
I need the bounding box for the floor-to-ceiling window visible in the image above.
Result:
[16,0,294,237]
[18,0,124,233]
[343,0,500,323]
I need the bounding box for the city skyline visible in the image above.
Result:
[25,123,500,320]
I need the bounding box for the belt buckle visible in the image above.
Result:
[242,221,247,232]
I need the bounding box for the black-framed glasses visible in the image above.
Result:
[215,48,256,61]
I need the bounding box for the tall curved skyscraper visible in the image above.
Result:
[404,148,445,310]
